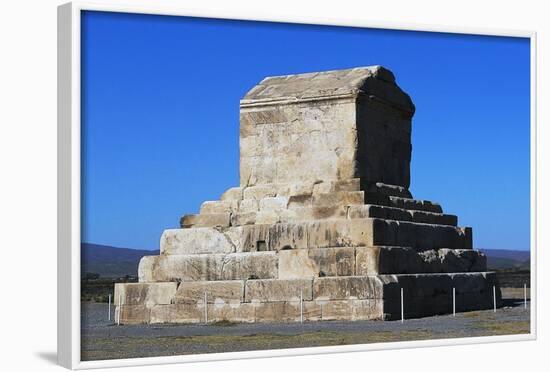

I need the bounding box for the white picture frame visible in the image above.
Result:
[57,1,537,369]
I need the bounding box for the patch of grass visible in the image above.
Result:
[477,321,530,335]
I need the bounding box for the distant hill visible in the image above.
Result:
[81,243,158,278]
[480,249,530,270]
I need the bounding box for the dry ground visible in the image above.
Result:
[81,288,530,361]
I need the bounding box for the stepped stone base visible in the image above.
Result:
[115,272,501,324]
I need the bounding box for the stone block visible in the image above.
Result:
[278,249,318,279]
[367,182,412,198]
[138,256,157,282]
[255,211,281,225]
[220,187,243,201]
[388,196,443,213]
[409,210,457,226]
[180,213,230,228]
[253,301,301,322]
[275,182,314,197]
[117,305,150,324]
[230,212,257,226]
[313,276,382,300]
[114,282,177,307]
[318,299,383,321]
[141,252,278,282]
[307,219,374,248]
[150,303,203,324]
[245,278,313,302]
[243,184,278,200]
[269,223,308,250]
[224,224,271,252]
[312,191,364,207]
[174,280,245,304]
[279,247,355,279]
[355,247,487,275]
[259,196,288,211]
[238,198,259,213]
[287,194,314,208]
[369,219,470,250]
[160,228,235,255]
[199,200,237,214]
[207,302,256,323]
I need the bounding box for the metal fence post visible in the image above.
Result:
[493,286,497,313]
[453,287,456,317]
[523,283,527,309]
[204,292,208,324]
[401,287,404,323]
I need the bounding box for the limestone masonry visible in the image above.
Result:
[115,66,501,324]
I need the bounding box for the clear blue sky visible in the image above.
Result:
[81,11,530,251]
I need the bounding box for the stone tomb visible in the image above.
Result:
[115,66,501,324]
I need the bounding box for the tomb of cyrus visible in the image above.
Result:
[115,66,501,323]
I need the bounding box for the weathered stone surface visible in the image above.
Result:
[348,204,457,226]
[369,218,471,250]
[315,299,384,321]
[242,184,277,200]
[160,228,235,255]
[199,200,237,214]
[269,223,308,251]
[278,247,355,279]
[245,278,313,302]
[275,182,314,197]
[259,196,288,211]
[150,303,203,324]
[180,213,231,228]
[312,179,361,194]
[240,67,414,188]
[355,247,487,275]
[307,219,373,248]
[114,282,177,307]
[224,224,270,252]
[252,301,301,322]
[117,305,150,324]
[312,191,364,208]
[220,187,243,201]
[238,198,259,213]
[367,182,412,198]
[174,280,245,304]
[387,197,443,213]
[207,302,256,323]
[138,252,278,282]
[313,276,383,300]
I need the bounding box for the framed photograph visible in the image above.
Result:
[58,1,536,369]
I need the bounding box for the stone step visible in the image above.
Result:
[387,196,443,213]
[279,246,486,278]
[164,218,471,255]
[368,218,471,251]
[116,272,501,323]
[364,193,443,213]
[355,247,486,275]
[180,213,231,228]
[141,246,486,287]
[138,252,278,282]
[364,182,412,199]
[348,204,457,226]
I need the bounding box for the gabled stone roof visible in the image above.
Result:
[241,65,415,113]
